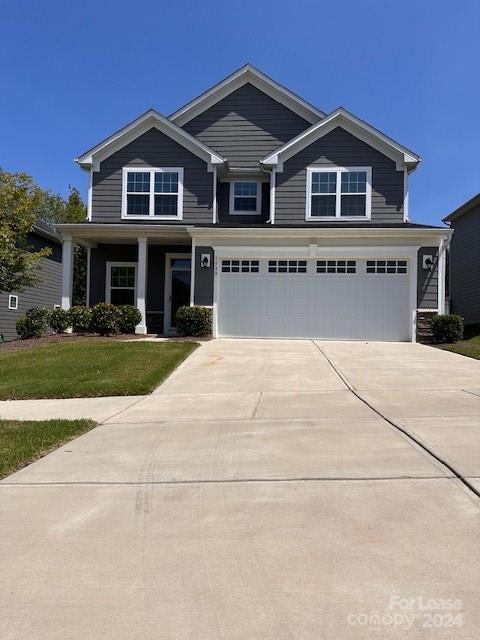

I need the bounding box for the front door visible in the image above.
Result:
[164,254,191,333]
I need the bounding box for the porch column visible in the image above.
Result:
[61,236,73,310]
[136,237,148,334]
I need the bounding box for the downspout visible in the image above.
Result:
[261,166,275,224]
[212,167,218,224]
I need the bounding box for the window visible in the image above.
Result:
[317,260,357,274]
[8,295,18,310]
[122,168,183,219]
[307,167,371,219]
[229,182,261,215]
[268,260,307,274]
[366,260,408,274]
[221,260,259,273]
[106,262,137,305]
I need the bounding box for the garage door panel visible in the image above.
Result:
[217,259,411,341]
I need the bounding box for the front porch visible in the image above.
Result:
[56,224,213,335]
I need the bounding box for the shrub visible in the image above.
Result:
[49,308,70,334]
[118,305,142,334]
[68,305,92,333]
[431,314,464,344]
[175,306,212,337]
[90,303,121,336]
[16,307,50,339]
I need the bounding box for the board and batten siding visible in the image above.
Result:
[194,246,214,306]
[182,83,311,168]
[0,244,62,342]
[275,127,405,224]
[417,247,439,310]
[91,128,213,223]
[449,205,480,324]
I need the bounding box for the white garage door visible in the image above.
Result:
[217,258,412,341]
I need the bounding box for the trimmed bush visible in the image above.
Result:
[175,306,212,337]
[118,305,142,334]
[68,306,92,334]
[90,303,121,336]
[431,314,464,344]
[49,308,70,334]
[16,307,50,339]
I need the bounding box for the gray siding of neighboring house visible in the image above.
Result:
[182,83,311,168]
[89,243,191,333]
[417,246,439,310]
[194,246,214,306]
[449,206,480,324]
[91,128,213,223]
[275,127,405,224]
[0,233,62,342]
[217,182,270,224]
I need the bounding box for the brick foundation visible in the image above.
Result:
[416,310,437,343]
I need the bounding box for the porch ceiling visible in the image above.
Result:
[54,223,192,247]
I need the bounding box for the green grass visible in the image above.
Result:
[0,419,96,478]
[438,324,480,360]
[0,340,198,400]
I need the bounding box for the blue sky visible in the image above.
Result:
[1,0,479,225]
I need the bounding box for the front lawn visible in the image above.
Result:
[0,340,198,399]
[0,419,95,479]
[437,324,480,361]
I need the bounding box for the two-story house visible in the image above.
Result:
[56,64,451,341]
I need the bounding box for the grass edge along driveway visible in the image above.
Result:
[0,340,199,400]
[437,324,480,361]
[0,418,96,479]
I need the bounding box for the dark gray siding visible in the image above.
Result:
[449,206,480,324]
[91,128,213,223]
[182,84,311,168]
[217,182,270,224]
[0,237,62,342]
[89,243,191,333]
[194,246,214,306]
[275,127,404,224]
[417,247,439,310]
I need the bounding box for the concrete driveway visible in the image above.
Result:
[1,340,480,639]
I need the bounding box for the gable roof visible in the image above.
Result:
[443,192,480,223]
[262,107,421,171]
[76,109,225,170]
[169,64,325,127]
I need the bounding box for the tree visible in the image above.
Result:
[0,168,51,293]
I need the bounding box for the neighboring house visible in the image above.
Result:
[56,64,451,341]
[443,193,480,325]
[0,220,62,341]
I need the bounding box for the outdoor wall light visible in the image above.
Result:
[201,254,211,268]
[422,255,434,270]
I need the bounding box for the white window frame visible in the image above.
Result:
[8,295,18,310]
[105,261,137,304]
[306,166,372,220]
[121,167,184,220]
[229,181,262,215]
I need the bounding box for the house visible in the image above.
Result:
[0,220,62,341]
[56,64,451,341]
[443,193,480,326]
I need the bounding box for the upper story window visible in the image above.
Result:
[306,167,372,220]
[122,167,183,220]
[229,181,261,215]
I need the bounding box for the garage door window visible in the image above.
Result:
[366,260,408,274]
[222,260,259,273]
[317,260,356,274]
[268,260,307,274]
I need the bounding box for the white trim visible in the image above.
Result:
[190,239,196,306]
[136,238,148,334]
[61,237,74,310]
[121,167,184,220]
[212,167,217,224]
[269,170,276,224]
[163,253,192,334]
[403,167,409,222]
[305,167,372,221]
[87,169,93,221]
[76,109,224,170]
[437,238,446,315]
[410,252,418,342]
[212,257,219,338]
[86,247,91,306]
[8,295,18,310]
[229,181,262,215]
[262,108,420,171]
[105,261,137,305]
[169,64,325,126]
